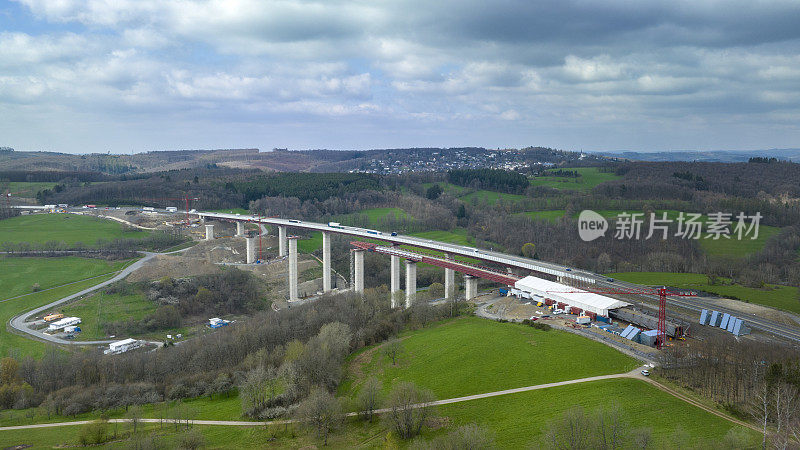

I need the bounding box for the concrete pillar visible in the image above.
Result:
[322,232,332,292]
[354,249,365,295]
[236,221,245,237]
[445,268,455,300]
[246,236,256,264]
[465,274,478,301]
[278,226,287,257]
[205,224,214,241]
[390,254,401,308]
[288,237,298,301]
[405,260,417,308]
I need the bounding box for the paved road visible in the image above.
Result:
[0,366,757,433]
[196,211,800,343]
[7,253,159,345]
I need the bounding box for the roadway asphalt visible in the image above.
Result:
[8,253,159,346]
[199,210,800,344]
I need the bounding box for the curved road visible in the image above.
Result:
[8,247,192,347]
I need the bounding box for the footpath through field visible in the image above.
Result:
[0,367,757,432]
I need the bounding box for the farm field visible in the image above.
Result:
[0,213,150,246]
[61,289,157,340]
[340,316,638,400]
[608,271,800,315]
[423,182,528,205]
[529,167,622,191]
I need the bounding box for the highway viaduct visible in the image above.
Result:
[196,211,800,344]
[197,211,594,307]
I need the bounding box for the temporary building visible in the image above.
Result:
[514,276,629,317]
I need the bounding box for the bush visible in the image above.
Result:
[177,429,206,450]
[78,420,110,446]
[532,322,551,331]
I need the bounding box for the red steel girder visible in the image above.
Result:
[351,241,518,285]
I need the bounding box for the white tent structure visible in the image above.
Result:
[514,276,629,317]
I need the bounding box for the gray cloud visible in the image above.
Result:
[2,0,800,152]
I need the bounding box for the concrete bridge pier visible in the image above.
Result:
[236,221,245,237]
[288,237,299,302]
[205,224,214,241]
[322,232,332,292]
[246,236,256,264]
[279,226,287,257]
[353,249,365,295]
[405,260,417,308]
[444,269,455,301]
[390,254,401,308]
[465,274,478,301]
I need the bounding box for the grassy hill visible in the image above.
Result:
[340,316,638,400]
[529,167,621,191]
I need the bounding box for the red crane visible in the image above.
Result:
[547,287,696,349]
[139,194,199,225]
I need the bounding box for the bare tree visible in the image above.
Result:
[126,405,142,436]
[544,406,592,450]
[356,376,382,422]
[593,403,628,450]
[385,381,435,440]
[631,428,652,449]
[751,382,771,450]
[385,338,403,366]
[295,386,342,446]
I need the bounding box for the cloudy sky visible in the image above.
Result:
[1,0,799,154]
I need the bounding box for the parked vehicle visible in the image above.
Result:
[641,370,650,376]
[391,232,398,236]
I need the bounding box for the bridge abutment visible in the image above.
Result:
[205,224,214,241]
[390,254,401,308]
[354,248,365,295]
[322,232,332,292]
[465,274,478,300]
[278,226,287,257]
[288,236,298,301]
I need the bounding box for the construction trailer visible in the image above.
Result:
[43,313,64,322]
[48,317,81,332]
[104,338,142,355]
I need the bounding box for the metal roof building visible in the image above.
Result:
[513,276,630,316]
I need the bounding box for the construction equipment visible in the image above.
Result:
[547,287,696,349]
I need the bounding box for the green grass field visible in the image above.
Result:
[61,290,157,340]
[0,272,124,358]
[608,271,800,314]
[341,316,638,400]
[422,182,528,205]
[409,228,474,247]
[517,210,567,222]
[2,181,60,197]
[335,207,410,226]
[0,257,127,300]
[0,213,149,246]
[529,167,621,191]
[438,377,757,448]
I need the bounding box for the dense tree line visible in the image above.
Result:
[447,168,529,194]
[0,291,456,418]
[228,172,380,203]
[1,231,187,257]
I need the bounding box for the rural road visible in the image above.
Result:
[7,246,191,347]
[0,366,758,433]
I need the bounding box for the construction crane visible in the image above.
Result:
[546,287,697,349]
[139,194,199,225]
